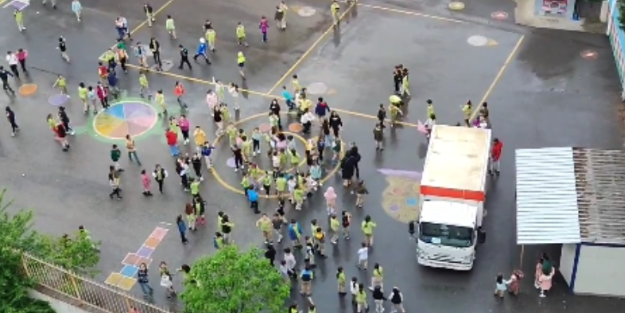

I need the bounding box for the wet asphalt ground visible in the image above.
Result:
[0,0,624,311]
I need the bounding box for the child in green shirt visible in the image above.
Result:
[293,186,305,211]
[227,124,237,147]
[165,15,177,39]
[261,171,273,198]
[139,72,150,98]
[53,75,68,95]
[155,90,166,115]
[276,175,287,199]
[241,174,251,196]
[289,148,300,167]
[242,136,253,163]
[78,82,88,113]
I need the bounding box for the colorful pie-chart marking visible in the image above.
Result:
[93,101,158,140]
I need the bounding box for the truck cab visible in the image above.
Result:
[416,200,486,270]
[415,125,491,271]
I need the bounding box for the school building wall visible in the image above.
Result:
[607,0,625,98]
[573,244,625,296]
[29,289,92,313]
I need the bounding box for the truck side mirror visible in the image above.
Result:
[408,221,416,236]
[478,230,486,244]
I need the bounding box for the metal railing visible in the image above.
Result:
[21,253,173,313]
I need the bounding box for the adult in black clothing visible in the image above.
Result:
[149,37,162,70]
[390,287,405,313]
[347,144,361,179]
[221,215,233,243]
[329,111,342,138]
[178,44,192,70]
[269,99,282,130]
[340,154,356,187]
[0,66,15,93]
[265,244,276,265]
[393,65,403,94]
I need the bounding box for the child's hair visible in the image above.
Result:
[254,127,259,131]
[287,135,293,141]
[496,274,503,284]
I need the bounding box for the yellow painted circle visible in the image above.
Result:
[211,112,341,198]
[448,2,465,10]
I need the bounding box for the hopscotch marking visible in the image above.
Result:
[104,227,169,291]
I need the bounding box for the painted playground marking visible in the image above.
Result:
[104,227,169,291]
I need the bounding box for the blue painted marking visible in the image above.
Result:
[406,198,417,206]
[120,265,138,277]
[106,105,126,120]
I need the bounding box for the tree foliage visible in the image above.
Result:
[181,245,291,313]
[0,189,101,312]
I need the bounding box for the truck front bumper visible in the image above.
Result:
[417,257,473,271]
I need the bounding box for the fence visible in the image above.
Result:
[21,253,173,313]
[607,0,625,99]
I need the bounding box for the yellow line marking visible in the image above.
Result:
[265,3,357,95]
[125,63,272,99]
[470,35,525,121]
[210,113,342,197]
[129,0,177,36]
[357,3,464,23]
[124,63,419,128]
[100,0,178,58]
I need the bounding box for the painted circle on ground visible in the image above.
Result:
[19,84,37,96]
[307,82,329,95]
[211,112,342,198]
[381,174,422,223]
[48,94,70,106]
[467,35,488,47]
[222,131,306,170]
[93,101,158,140]
[298,6,316,17]
[491,11,508,20]
[580,50,598,59]
[259,123,272,133]
[288,123,303,133]
[448,1,465,10]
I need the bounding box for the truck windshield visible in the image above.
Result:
[419,222,473,248]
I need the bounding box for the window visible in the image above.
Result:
[419,222,473,248]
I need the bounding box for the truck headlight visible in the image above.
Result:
[461,255,472,263]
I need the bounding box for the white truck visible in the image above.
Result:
[415,125,491,271]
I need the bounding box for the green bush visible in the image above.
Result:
[181,245,290,313]
[0,189,101,312]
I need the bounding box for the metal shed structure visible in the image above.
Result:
[515,147,625,297]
